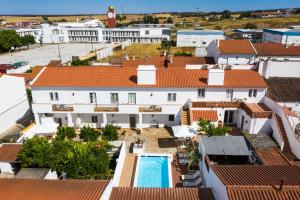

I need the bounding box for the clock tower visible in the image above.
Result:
[107,6,116,28]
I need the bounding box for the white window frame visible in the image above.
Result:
[49,92,54,101]
[168,93,177,102]
[226,89,234,100]
[198,89,206,98]
[54,92,59,101]
[89,93,97,104]
[91,116,98,123]
[128,93,136,104]
[111,93,119,104]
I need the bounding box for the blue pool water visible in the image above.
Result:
[136,156,170,188]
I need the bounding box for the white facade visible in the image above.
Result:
[16,20,170,44]
[262,29,300,46]
[177,30,225,48]
[0,75,30,134]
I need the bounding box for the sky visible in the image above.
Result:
[0,0,300,15]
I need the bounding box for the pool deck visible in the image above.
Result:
[171,155,189,187]
[119,153,137,187]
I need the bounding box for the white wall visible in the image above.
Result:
[177,33,225,48]
[0,162,14,174]
[258,59,300,78]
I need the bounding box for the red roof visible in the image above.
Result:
[0,179,109,200]
[219,40,256,55]
[227,185,300,200]
[32,67,267,89]
[109,187,215,200]
[0,144,22,162]
[212,165,300,186]
[254,43,300,56]
[11,66,44,82]
[256,147,291,166]
[192,110,218,122]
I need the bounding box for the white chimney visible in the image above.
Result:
[137,65,156,85]
[208,68,224,85]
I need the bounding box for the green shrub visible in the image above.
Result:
[174,51,192,57]
[102,124,118,141]
[56,126,76,141]
[80,127,100,142]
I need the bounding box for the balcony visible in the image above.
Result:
[139,105,162,113]
[52,104,74,112]
[94,105,119,112]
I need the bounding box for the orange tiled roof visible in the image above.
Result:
[192,110,218,122]
[10,66,44,82]
[109,187,215,200]
[227,185,300,200]
[254,43,300,56]
[256,147,291,166]
[31,67,267,89]
[0,144,22,162]
[219,40,256,55]
[212,165,300,186]
[122,56,215,68]
[0,178,109,200]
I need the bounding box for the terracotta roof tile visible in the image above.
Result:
[109,187,215,200]
[227,185,300,200]
[0,178,109,200]
[219,40,256,55]
[254,43,300,56]
[192,110,218,122]
[31,67,267,89]
[256,147,291,166]
[0,143,22,162]
[266,78,300,102]
[211,165,300,186]
[11,66,44,83]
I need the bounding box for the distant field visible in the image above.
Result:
[99,44,195,62]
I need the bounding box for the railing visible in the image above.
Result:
[139,105,162,112]
[52,104,74,112]
[94,105,119,112]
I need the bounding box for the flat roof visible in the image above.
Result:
[202,136,250,156]
[264,28,300,36]
[16,168,51,179]
[177,30,224,35]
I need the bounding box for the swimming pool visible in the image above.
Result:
[134,155,172,188]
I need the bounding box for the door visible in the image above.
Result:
[129,116,136,129]
[54,117,62,126]
[241,115,245,130]
[224,111,234,124]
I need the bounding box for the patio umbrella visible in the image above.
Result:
[172,125,197,138]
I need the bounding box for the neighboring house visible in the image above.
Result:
[262,28,300,46]
[254,43,300,78]
[0,75,30,134]
[30,65,267,132]
[15,168,58,179]
[0,143,22,174]
[176,30,225,48]
[0,179,109,200]
[199,135,300,200]
[207,40,257,67]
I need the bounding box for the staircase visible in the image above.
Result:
[181,108,191,125]
[274,114,297,161]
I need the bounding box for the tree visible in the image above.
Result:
[80,127,100,142]
[244,23,257,29]
[0,30,21,52]
[174,51,192,56]
[161,39,172,50]
[56,127,76,141]
[17,136,51,168]
[42,16,49,22]
[197,119,210,133]
[71,59,90,66]
[143,15,159,24]
[221,10,232,19]
[102,124,118,141]
[239,12,251,19]
[50,140,73,175]
[166,17,174,24]
[21,35,35,48]
[206,124,231,136]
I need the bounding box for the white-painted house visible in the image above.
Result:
[0,75,30,134]
[30,62,268,134]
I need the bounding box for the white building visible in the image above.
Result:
[207,39,257,67]
[30,63,267,134]
[177,30,225,48]
[262,28,300,46]
[0,75,30,134]
[15,19,170,44]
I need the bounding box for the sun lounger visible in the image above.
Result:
[181,170,201,181]
[183,177,202,187]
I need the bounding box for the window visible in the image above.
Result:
[54,92,59,101]
[111,93,119,104]
[169,115,175,122]
[248,89,258,98]
[128,93,136,104]
[198,89,206,98]
[145,30,150,35]
[91,116,98,123]
[168,93,176,102]
[49,92,54,101]
[226,89,233,100]
[89,93,97,104]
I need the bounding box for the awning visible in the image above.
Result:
[35,123,59,135]
[172,125,197,138]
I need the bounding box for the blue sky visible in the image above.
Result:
[1,0,300,15]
